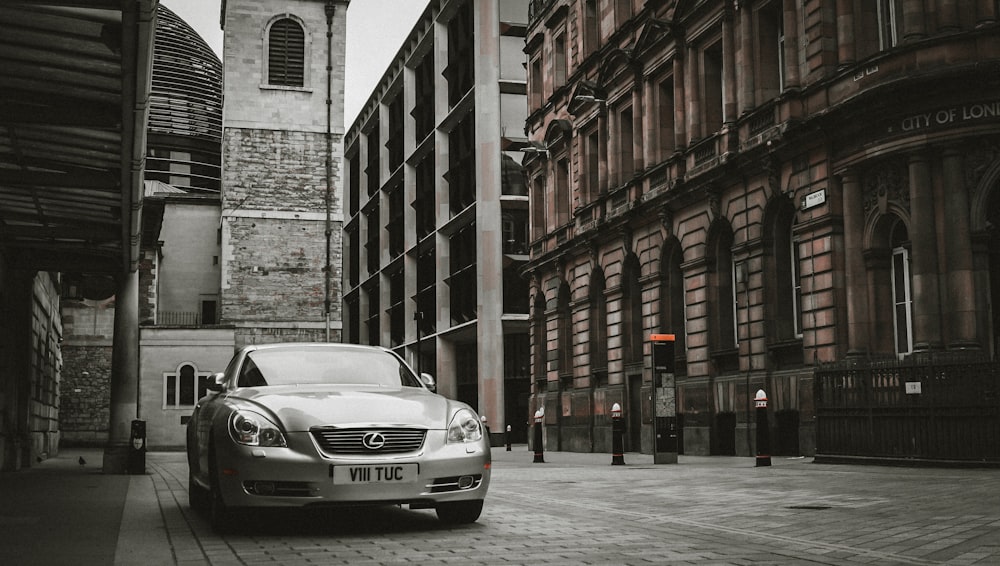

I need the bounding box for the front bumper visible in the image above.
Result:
[213,430,491,509]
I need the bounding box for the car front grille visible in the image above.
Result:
[311,427,427,455]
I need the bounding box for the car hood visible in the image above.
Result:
[231,386,451,431]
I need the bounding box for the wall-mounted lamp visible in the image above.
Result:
[521,142,549,158]
[572,94,606,104]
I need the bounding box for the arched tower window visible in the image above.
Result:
[268,18,305,87]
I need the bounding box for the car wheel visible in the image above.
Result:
[188,472,208,514]
[435,500,483,524]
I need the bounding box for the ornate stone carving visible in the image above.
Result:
[862,159,908,215]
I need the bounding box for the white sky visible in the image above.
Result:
[160,0,430,127]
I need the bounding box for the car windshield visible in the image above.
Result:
[238,347,423,388]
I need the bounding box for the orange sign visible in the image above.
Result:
[649,334,675,342]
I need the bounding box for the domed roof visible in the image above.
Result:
[149,5,223,142]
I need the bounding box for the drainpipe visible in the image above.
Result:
[324,1,336,342]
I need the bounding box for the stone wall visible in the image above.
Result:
[59,344,112,446]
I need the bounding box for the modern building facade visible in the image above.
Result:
[523,0,1000,457]
[343,0,531,444]
[220,0,349,349]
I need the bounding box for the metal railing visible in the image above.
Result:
[814,353,1000,464]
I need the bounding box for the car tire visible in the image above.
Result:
[435,500,484,524]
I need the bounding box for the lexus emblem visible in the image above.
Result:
[362,432,386,450]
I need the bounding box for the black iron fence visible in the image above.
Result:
[815,353,1000,464]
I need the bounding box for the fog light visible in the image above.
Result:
[457,475,475,489]
[254,481,275,495]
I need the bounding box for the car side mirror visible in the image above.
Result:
[206,372,226,392]
[420,373,436,393]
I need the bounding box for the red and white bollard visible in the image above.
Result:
[611,403,625,465]
[755,389,772,467]
[532,408,545,463]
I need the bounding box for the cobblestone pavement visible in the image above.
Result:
[143,448,1000,565]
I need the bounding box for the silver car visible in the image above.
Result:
[186,342,490,532]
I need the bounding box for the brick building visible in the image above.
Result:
[523,0,1000,457]
[343,0,532,444]
[220,0,349,348]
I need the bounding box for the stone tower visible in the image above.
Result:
[220,0,348,347]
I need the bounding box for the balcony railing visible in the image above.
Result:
[157,311,202,326]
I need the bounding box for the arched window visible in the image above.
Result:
[164,363,213,408]
[589,268,608,385]
[622,255,643,365]
[659,240,687,376]
[532,292,547,390]
[557,282,573,385]
[268,18,305,87]
[708,221,737,371]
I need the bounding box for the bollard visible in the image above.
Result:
[481,415,490,445]
[611,403,625,465]
[755,389,772,467]
[506,424,512,451]
[532,408,545,463]
[128,419,146,475]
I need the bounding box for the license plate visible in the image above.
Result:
[333,464,418,485]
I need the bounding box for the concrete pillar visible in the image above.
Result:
[840,172,869,355]
[908,153,943,351]
[836,0,856,67]
[104,270,139,474]
[941,148,980,349]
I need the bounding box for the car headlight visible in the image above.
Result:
[447,408,483,443]
[229,410,287,447]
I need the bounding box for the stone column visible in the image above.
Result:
[103,270,140,474]
[782,0,800,91]
[686,42,701,142]
[976,0,997,26]
[836,0,855,67]
[938,0,960,31]
[598,108,608,192]
[643,77,655,168]
[902,0,927,42]
[941,148,979,349]
[908,153,943,351]
[722,8,737,124]
[673,52,687,150]
[738,3,755,114]
[840,172,869,355]
[633,83,644,174]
